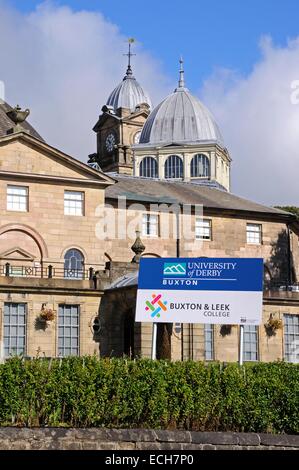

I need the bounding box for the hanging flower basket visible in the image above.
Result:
[264,314,282,336]
[39,307,55,322]
[220,324,235,336]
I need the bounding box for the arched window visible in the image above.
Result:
[64,249,84,279]
[164,155,183,179]
[190,154,210,178]
[140,157,158,178]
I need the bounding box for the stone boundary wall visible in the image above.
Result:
[0,428,298,450]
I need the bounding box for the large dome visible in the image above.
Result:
[140,64,223,146]
[106,65,151,112]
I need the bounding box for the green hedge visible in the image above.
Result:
[0,357,298,433]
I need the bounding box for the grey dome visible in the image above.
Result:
[106,67,152,112]
[139,69,223,146]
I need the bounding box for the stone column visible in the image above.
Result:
[134,155,139,177]
[210,150,216,180]
[158,153,164,179]
[183,153,190,181]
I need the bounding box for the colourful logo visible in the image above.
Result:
[145,293,168,318]
[163,262,186,276]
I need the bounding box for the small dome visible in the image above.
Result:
[106,65,152,112]
[140,61,223,146]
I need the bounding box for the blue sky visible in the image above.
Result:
[8,0,299,91]
[2,0,299,203]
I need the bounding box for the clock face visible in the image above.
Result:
[105,133,116,152]
[134,130,141,144]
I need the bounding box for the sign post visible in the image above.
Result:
[239,324,244,366]
[151,323,157,360]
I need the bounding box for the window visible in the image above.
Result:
[284,314,299,362]
[142,214,158,237]
[195,218,212,240]
[9,266,25,277]
[243,325,259,361]
[191,154,210,178]
[7,185,28,212]
[64,249,84,279]
[58,305,79,357]
[134,131,142,144]
[64,191,84,216]
[140,157,158,178]
[4,303,26,357]
[204,324,214,360]
[246,223,262,244]
[164,155,183,179]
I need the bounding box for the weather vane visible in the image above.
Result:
[124,38,136,76]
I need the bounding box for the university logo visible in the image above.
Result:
[145,293,168,318]
[163,262,186,276]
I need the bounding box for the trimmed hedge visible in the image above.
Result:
[0,357,298,433]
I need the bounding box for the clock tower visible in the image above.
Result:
[90,40,152,175]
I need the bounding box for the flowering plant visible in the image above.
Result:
[40,307,55,322]
[265,314,282,335]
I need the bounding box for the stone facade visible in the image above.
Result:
[0,132,114,358]
[0,135,113,272]
[100,284,299,362]
[0,279,102,356]
[1,131,299,362]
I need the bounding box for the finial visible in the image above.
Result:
[178,56,185,88]
[131,230,145,263]
[6,105,30,134]
[123,38,136,78]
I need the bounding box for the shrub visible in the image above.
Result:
[0,357,297,433]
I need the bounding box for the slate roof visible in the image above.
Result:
[105,174,294,219]
[0,101,44,141]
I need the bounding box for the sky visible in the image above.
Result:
[1,0,299,205]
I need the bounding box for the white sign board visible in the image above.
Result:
[135,258,263,325]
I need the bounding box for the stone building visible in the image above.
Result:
[1,54,299,363]
[0,104,115,357]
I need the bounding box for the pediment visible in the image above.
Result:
[0,247,36,261]
[93,112,120,131]
[0,133,115,186]
[123,111,149,123]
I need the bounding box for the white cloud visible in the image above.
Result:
[0,0,171,160]
[1,1,298,206]
[201,36,299,205]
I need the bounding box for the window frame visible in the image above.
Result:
[246,223,262,245]
[204,324,214,360]
[164,155,183,179]
[64,190,85,216]
[6,185,29,212]
[64,248,85,279]
[141,213,159,237]
[243,325,259,362]
[190,153,210,178]
[195,218,212,241]
[3,302,27,357]
[58,304,80,357]
[139,156,158,178]
[283,314,299,363]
